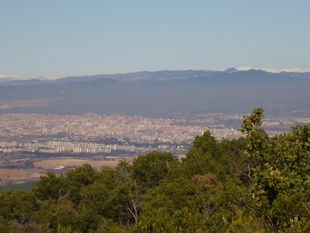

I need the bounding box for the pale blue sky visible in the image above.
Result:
[1,0,309,78]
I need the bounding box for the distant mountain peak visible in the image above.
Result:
[30,75,60,81]
[0,75,26,84]
[224,68,238,73]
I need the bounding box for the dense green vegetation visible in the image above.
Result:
[1,108,310,232]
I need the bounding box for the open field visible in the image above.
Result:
[0,169,42,184]
[33,159,120,170]
[0,159,120,186]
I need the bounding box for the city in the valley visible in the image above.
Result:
[1,111,310,185]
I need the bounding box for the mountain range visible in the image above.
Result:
[1,68,310,118]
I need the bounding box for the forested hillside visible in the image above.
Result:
[1,108,310,232]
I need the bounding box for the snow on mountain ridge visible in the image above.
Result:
[0,74,60,83]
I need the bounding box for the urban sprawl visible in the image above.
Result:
[1,112,310,155]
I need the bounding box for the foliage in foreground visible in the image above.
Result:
[1,108,310,232]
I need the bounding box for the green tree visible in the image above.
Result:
[0,190,42,233]
[241,108,310,231]
[183,131,220,177]
[131,151,180,190]
[33,171,67,201]
[65,164,96,206]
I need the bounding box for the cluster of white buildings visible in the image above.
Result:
[0,141,135,154]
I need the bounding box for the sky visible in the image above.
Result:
[1,0,310,78]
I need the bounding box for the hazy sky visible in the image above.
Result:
[1,1,309,78]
